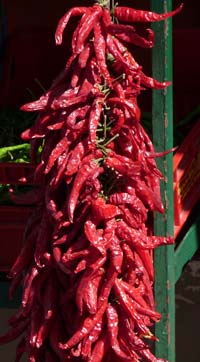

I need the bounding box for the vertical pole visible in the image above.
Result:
[151,1,175,361]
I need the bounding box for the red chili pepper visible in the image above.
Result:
[75,252,102,313]
[107,233,123,274]
[118,204,139,229]
[33,212,51,268]
[15,337,27,362]
[90,333,108,362]
[0,318,29,344]
[118,307,144,351]
[29,305,43,348]
[106,33,140,76]
[106,96,141,122]
[133,179,164,213]
[21,112,52,140]
[84,221,105,255]
[51,92,89,111]
[109,191,140,206]
[113,278,155,339]
[44,136,69,174]
[36,276,58,348]
[68,158,103,222]
[82,268,105,315]
[70,61,82,88]
[139,348,168,362]
[65,138,89,176]
[106,304,133,361]
[78,42,93,69]
[121,243,137,286]
[91,197,120,224]
[94,22,113,88]
[88,97,104,149]
[105,153,141,178]
[30,138,43,164]
[62,235,88,257]
[77,74,97,98]
[136,248,154,282]
[114,4,183,23]
[108,24,154,48]
[109,108,125,136]
[119,280,160,321]
[117,219,173,250]
[59,299,107,350]
[71,11,89,54]
[75,6,103,54]
[134,252,155,309]
[8,226,37,278]
[22,266,39,308]
[55,7,89,45]
[81,318,103,359]
[102,7,112,27]
[49,313,68,360]
[141,71,171,89]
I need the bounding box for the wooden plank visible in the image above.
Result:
[151,0,175,361]
[175,213,200,283]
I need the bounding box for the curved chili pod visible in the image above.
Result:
[55,7,89,45]
[114,4,183,23]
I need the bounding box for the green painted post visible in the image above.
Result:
[151,1,175,361]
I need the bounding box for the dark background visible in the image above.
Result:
[0,0,200,123]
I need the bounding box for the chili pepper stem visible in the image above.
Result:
[97,0,110,10]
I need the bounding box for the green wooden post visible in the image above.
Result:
[151,0,175,361]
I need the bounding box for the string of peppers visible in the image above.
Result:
[0,1,182,361]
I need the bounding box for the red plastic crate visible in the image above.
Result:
[0,162,35,185]
[173,120,200,237]
[0,205,32,272]
[0,163,35,272]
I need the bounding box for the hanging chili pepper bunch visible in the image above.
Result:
[0,1,182,361]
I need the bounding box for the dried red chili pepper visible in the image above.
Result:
[67,158,103,222]
[106,304,133,361]
[91,197,120,224]
[78,42,93,69]
[106,96,141,122]
[59,298,107,350]
[113,278,156,340]
[88,97,104,149]
[94,22,113,88]
[75,5,103,55]
[22,266,39,308]
[0,318,29,344]
[82,268,105,315]
[55,7,89,45]
[81,318,103,359]
[90,332,108,362]
[114,4,183,23]
[108,24,154,48]
[15,337,27,362]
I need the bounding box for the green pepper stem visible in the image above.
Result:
[96,0,110,9]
